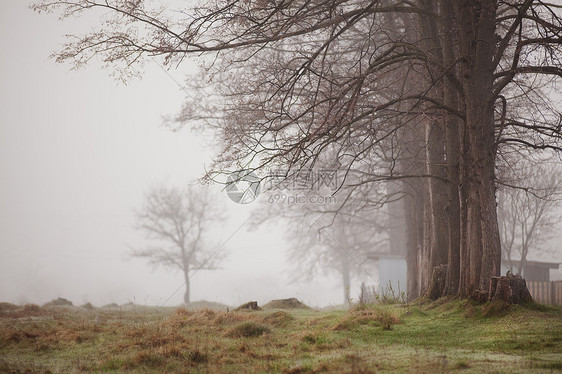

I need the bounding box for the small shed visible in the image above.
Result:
[368,254,407,296]
[501,260,560,282]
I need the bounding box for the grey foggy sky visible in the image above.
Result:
[1,1,561,308]
[0,0,356,307]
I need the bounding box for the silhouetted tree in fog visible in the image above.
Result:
[132,184,225,304]
[285,208,386,305]
[498,158,561,275]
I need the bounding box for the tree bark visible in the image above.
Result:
[417,0,450,296]
[404,186,421,300]
[184,270,191,304]
[341,254,351,305]
[455,0,502,295]
[441,0,461,297]
[427,264,448,300]
[488,274,533,304]
[426,121,449,276]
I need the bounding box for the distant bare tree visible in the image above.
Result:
[498,160,561,276]
[286,208,387,305]
[249,165,390,305]
[132,184,225,304]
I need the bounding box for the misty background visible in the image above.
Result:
[0,0,560,308]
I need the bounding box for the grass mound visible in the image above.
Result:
[334,305,401,330]
[261,311,295,327]
[234,301,261,311]
[81,302,95,310]
[0,304,46,319]
[43,297,73,307]
[183,300,230,311]
[481,299,512,317]
[0,302,18,312]
[226,321,271,338]
[263,298,310,310]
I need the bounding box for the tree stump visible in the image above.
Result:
[488,273,533,304]
[427,264,448,300]
[234,301,261,311]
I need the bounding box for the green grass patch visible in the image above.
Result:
[226,321,271,338]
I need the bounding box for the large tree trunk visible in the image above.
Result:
[441,0,461,297]
[413,0,502,298]
[404,182,422,300]
[417,0,450,296]
[455,0,502,295]
[426,120,449,276]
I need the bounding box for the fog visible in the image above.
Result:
[1,0,561,310]
[0,1,354,308]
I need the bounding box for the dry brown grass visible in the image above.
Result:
[0,302,19,312]
[333,306,401,331]
[226,321,271,338]
[0,304,46,319]
[261,311,295,327]
[1,301,560,373]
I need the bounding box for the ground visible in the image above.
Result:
[0,299,560,373]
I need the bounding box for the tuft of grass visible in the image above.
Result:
[299,332,334,350]
[1,304,46,319]
[22,304,41,313]
[375,308,400,330]
[482,300,512,317]
[81,302,95,310]
[365,282,407,305]
[174,307,193,317]
[262,311,295,327]
[343,304,401,330]
[129,351,165,368]
[0,303,18,312]
[187,348,208,363]
[537,361,562,370]
[226,321,271,338]
[454,359,470,369]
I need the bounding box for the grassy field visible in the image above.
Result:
[0,299,560,373]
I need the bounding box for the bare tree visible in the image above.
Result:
[283,206,387,305]
[133,184,225,304]
[34,0,562,299]
[248,162,391,304]
[498,159,561,276]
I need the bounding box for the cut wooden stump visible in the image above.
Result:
[488,273,533,304]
